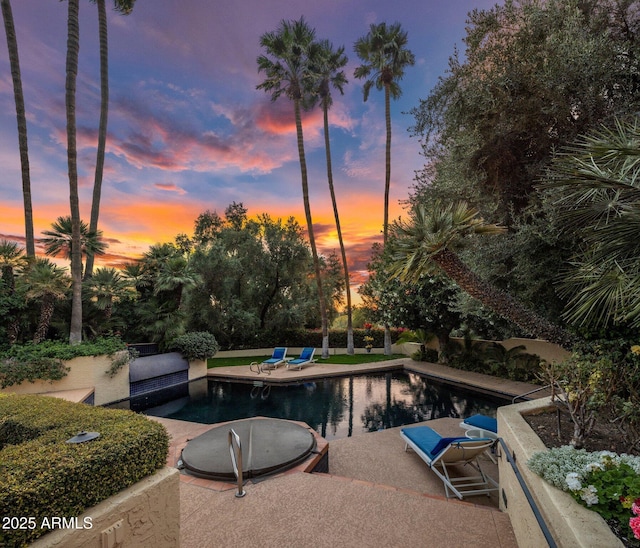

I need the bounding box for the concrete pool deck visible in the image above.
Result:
[153,359,545,547]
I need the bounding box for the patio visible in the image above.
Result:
[150,358,538,547]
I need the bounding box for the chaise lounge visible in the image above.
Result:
[459,414,498,439]
[250,347,287,373]
[286,347,316,370]
[400,424,498,500]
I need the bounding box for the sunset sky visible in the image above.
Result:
[0,0,497,286]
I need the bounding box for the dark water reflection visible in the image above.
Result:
[117,370,506,441]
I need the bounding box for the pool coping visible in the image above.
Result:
[206,357,550,401]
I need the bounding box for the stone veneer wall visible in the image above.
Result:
[29,467,179,548]
[497,398,623,547]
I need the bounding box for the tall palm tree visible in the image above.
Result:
[25,258,70,343]
[354,22,415,245]
[388,201,576,349]
[41,216,107,273]
[543,118,640,329]
[84,0,136,279]
[355,22,414,355]
[1,0,34,257]
[64,0,83,344]
[257,17,330,358]
[310,39,355,354]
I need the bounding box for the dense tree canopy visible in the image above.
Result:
[411,0,640,218]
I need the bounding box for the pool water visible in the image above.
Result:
[118,370,506,441]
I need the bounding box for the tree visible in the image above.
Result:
[184,208,319,348]
[410,0,640,219]
[24,258,70,343]
[0,239,28,344]
[543,118,640,329]
[388,201,576,349]
[257,17,330,358]
[1,0,34,257]
[41,216,107,273]
[311,39,354,353]
[64,0,83,344]
[84,0,136,279]
[85,266,135,321]
[354,21,415,243]
[154,255,200,309]
[354,21,414,355]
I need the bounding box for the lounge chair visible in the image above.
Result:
[400,425,498,500]
[250,347,287,373]
[286,347,316,370]
[459,414,498,439]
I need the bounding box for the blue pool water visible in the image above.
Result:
[117,369,506,441]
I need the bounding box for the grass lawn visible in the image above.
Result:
[207,353,405,368]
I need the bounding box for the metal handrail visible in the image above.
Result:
[228,428,246,498]
[512,383,554,404]
[497,437,557,548]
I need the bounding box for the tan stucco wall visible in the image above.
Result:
[188,359,207,380]
[1,353,130,405]
[30,467,179,548]
[498,398,622,547]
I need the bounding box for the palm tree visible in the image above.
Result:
[354,22,415,244]
[0,239,28,344]
[1,0,34,257]
[154,256,200,309]
[257,17,330,358]
[311,39,354,354]
[25,258,70,343]
[85,266,135,320]
[63,0,83,344]
[543,118,640,329]
[388,201,576,349]
[84,0,136,279]
[41,216,107,273]
[354,22,414,356]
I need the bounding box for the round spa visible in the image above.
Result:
[180,417,317,481]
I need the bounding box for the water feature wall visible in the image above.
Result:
[129,352,189,397]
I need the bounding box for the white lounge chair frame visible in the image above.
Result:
[401,430,498,500]
[286,348,316,370]
[250,347,287,374]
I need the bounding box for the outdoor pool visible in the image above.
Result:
[114,369,507,440]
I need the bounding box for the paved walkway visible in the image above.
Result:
[152,358,537,547]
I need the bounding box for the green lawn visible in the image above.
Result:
[207,353,405,368]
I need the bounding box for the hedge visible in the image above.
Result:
[222,328,403,351]
[0,394,169,547]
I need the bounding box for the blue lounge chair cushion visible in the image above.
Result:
[401,426,468,460]
[288,347,315,366]
[463,414,497,433]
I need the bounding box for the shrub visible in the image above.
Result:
[0,394,168,546]
[171,331,219,361]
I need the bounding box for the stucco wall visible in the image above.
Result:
[30,467,180,548]
[497,398,622,547]
[1,353,130,406]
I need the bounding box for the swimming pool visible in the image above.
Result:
[117,369,506,441]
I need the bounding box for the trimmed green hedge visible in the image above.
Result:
[225,328,402,350]
[0,394,169,547]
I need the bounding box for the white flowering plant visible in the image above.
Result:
[528,446,640,543]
